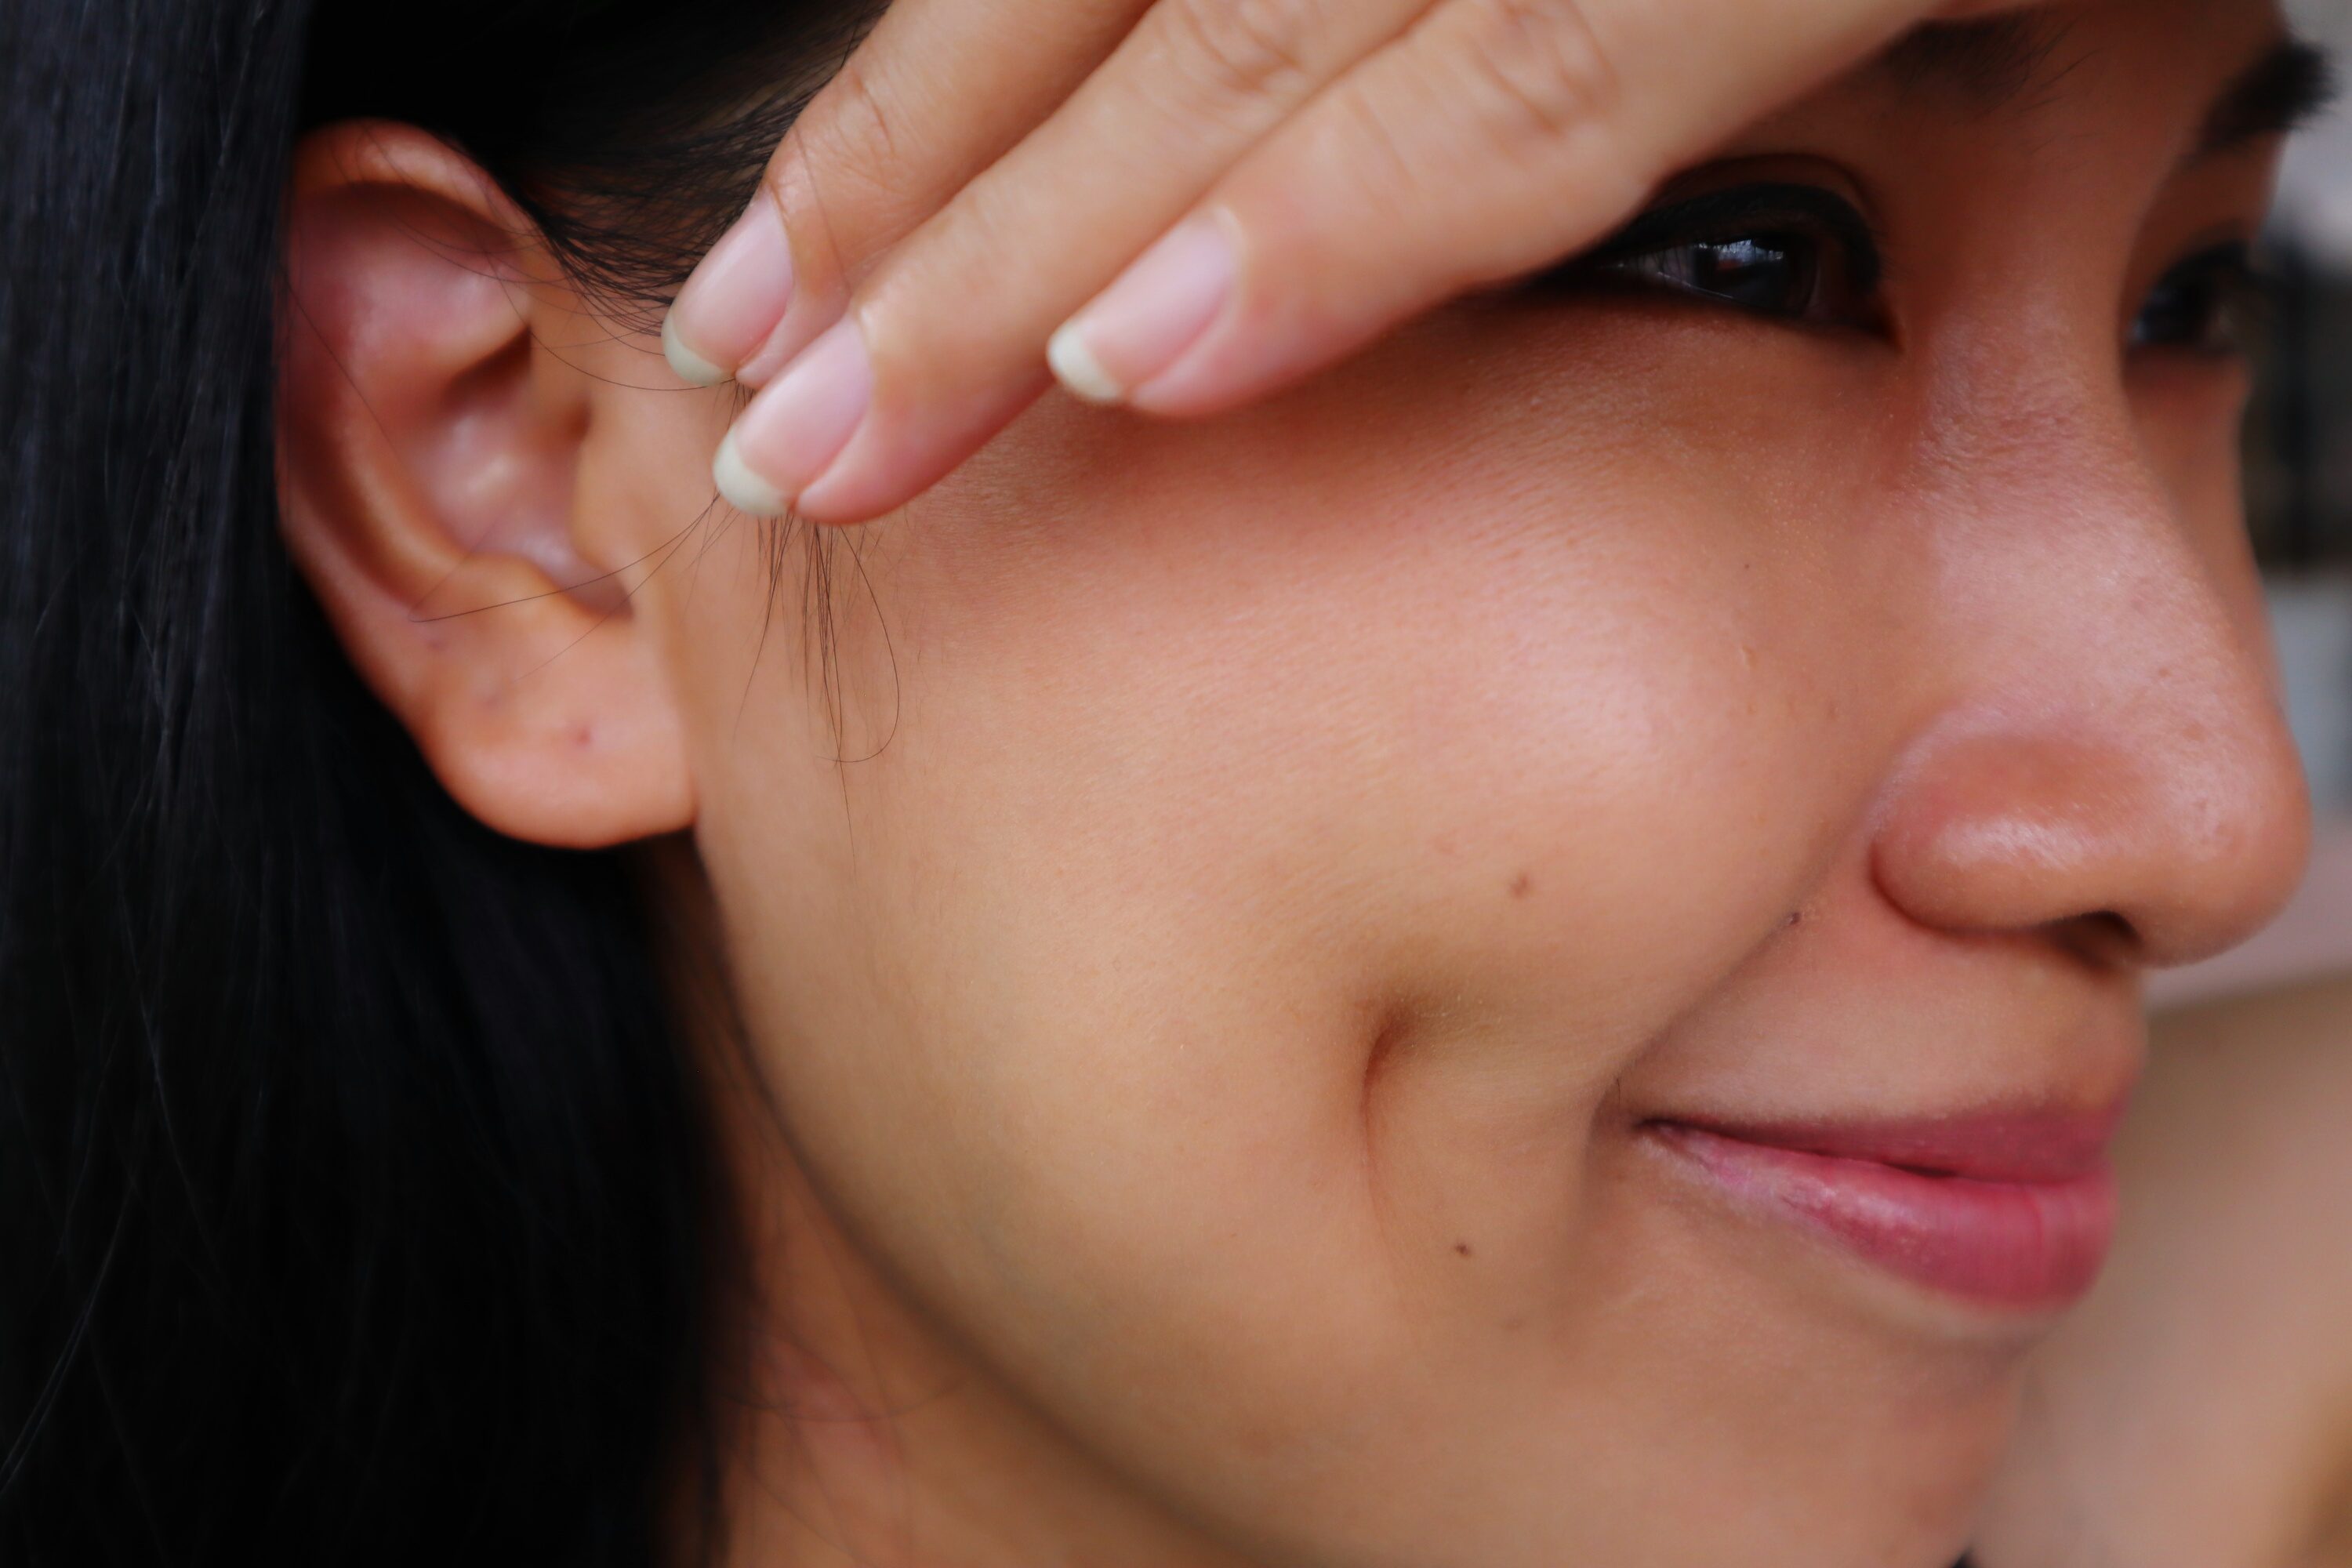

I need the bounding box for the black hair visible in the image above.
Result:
[0,2,878,1561]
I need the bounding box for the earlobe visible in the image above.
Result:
[278,120,695,849]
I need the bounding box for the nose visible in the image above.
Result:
[1871,395,2312,972]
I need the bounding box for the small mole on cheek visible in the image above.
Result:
[1508,873,1533,900]
[1781,909,1804,930]
[1454,1241,1474,1258]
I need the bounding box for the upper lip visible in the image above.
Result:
[1646,1102,2130,1185]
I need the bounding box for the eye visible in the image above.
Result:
[2129,241,2274,356]
[1532,182,1886,332]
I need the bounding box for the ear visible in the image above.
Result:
[278,120,695,848]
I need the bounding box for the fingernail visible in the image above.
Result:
[712,429,786,517]
[664,191,796,387]
[1047,212,1239,407]
[712,318,873,517]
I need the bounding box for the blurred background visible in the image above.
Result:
[2152,0,2352,1007]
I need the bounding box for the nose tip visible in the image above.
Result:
[1867,355,2317,975]
[1873,714,2312,971]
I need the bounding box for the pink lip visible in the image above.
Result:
[1648,1108,2126,1311]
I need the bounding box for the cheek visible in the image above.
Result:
[691,326,1894,1344]
[2136,359,2268,627]
[667,309,1942,1560]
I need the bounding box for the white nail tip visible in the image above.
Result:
[713,430,788,517]
[663,311,730,388]
[1047,321,1127,406]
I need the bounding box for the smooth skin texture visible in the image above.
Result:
[666,0,2026,522]
[279,2,2312,1563]
[1978,975,2352,1568]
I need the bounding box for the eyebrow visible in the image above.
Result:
[1873,18,2339,158]
[1878,16,2065,106]
[2196,35,2338,156]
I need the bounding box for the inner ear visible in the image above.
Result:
[285,169,611,614]
[420,269,622,614]
[274,121,695,848]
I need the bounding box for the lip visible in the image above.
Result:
[1646,1106,2127,1312]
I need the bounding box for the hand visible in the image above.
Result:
[663,0,2019,524]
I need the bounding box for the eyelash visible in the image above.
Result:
[1532,182,1886,330]
[1533,181,2275,358]
[2129,242,2276,357]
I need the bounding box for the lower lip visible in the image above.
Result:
[1650,1123,2120,1311]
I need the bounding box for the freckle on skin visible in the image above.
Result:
[1508,873,1533,900]
[573,724,594,748]
[1454,1241,1473,1258]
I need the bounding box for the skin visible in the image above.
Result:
[275,2,2311,1563]
[1978,975,2352,1568]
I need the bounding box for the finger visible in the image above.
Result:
[713,0,1440,521]
[1054,0,1998,417]
[662,0,1148,390]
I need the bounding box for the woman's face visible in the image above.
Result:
[584,0,2307,1559]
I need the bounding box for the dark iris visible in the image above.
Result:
[1609,233,1824,315]
[2130,241,2272,355]
[1532,181,1886,330]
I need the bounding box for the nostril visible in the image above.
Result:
[2044,909,2141,973]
